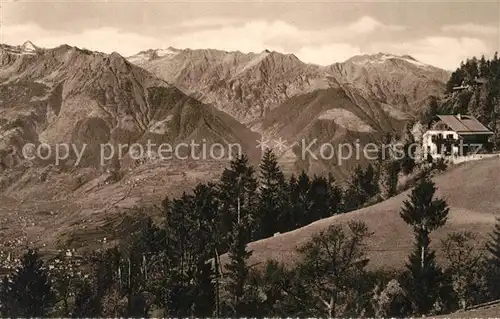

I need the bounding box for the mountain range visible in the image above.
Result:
[0,41,450,251]
[128,46,449,176]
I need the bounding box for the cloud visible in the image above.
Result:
[165,17,244,29]
[167,16,404,53]
[3,24,160,56]
[347,16,405,34]
[297,44,362,65]
[3,16,404,59]
[368,36,491,70]
[442,23,498,35]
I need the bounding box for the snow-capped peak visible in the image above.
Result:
[127,47,180,64]
[156,47,180,57]
[347,52,430,68]
[21,41,38,52]
[0,41,40,56]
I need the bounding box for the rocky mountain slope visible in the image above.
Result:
[0,42,262,252]
[0,43,259,173]
[328,53,449,113]
[130,48,449,175]
[129,48,449,125]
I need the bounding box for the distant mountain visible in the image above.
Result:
[0,43,259,175]
[0,41,40,56]
[328,53,450,115]
[127,47,181,64]
[128,48,449,175]
[128,48,330,124]
[129,48,450,126]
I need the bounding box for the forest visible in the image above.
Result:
[1,146,500,317]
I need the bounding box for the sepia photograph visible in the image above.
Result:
[0,0,500,317]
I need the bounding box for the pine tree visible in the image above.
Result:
[479,55,489,78]
[161,190,214,316]
[0,249,56,317]
[257,149,287,238]
[379,160,400,199]
[224,212,253,316]
[190,183,218,317]
[158,183,219,316]
[343,165,370,211]
[72,278,101,317]
[287,171,312,229]
[484,216,500,299]
[48,249,83,316]
[423,97,439,128]
[362,163,379,198]
[218,154,258,245]
[308,174,342,222]
[400,124,417,175]
[399,178,449,315]
[0,276,9,316]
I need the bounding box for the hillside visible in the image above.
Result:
[244,157,500,270]
[436,300,500,318]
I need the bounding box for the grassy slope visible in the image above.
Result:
[246,157,500,270]
[435,300,500,318]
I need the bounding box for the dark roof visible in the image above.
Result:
[436,115,493,135]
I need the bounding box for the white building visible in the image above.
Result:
[423,114,493,159]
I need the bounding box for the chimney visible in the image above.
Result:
[457,113,461,120]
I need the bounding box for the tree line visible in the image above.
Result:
[424,53,500,148]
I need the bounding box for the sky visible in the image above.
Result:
[2,0,500,70]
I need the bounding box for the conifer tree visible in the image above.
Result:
[399,178,449,315]
[257,149,287,238]
[190,183,218,317]
[400,123,417,175]
[423,97,439,128]
[224,209,253,316]
[484,216,500,299]
[72,278,101,317]
[218,154,258,245]
[308,174,342,221]
[158,183,219,316]
[0,277,7,315]
[362,163,379,198]
[379,160,400,199]
[343,165,370,211]
[0,249,56,317]
[288,171,312,229]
